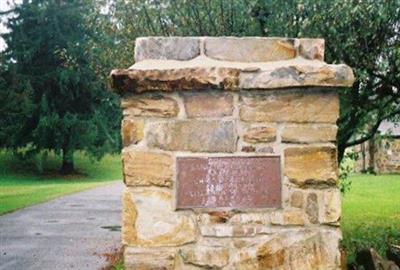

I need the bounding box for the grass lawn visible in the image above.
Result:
[342,173,400,261]
[0,151,122,215]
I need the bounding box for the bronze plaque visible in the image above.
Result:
[176,156,281,209]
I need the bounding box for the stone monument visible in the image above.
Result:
[110,37,354,269]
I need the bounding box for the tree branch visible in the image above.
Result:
[345,108,400,147]
[0,9,15,16]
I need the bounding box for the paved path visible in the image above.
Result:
[0,182,123,270]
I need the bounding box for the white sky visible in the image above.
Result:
[0,0,21,51]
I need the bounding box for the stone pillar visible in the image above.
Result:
[110,37,354,270]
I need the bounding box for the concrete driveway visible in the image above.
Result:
[0,182,123,270]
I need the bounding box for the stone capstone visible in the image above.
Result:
[122,188,197,247]
[284,146,338,187]
[110,59,354,93]
[122,151,173,187]
[147,120,237,152]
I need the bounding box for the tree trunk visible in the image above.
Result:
[60,147,74,174]
[338,143,346,164]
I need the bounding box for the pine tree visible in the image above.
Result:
[0,0,121,174]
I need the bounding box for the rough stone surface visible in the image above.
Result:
[306,193,319,224]
[113,36,351,270]
[299,38,325,61]
[111,59,354,93]
[323,189,341,224]
[233,231,341,269]
[183,92,233,118]
[123,151,173,187]
[122,188,196,247]
[239,64,352,90]
[285,146,338,186]
[241,145,256,152]
[147,120,237,152]
[282,124,337,143]
[290,190,304,208]
[121,118,144,146]
[270,210,305,226]
[180,246,230,268]
[243,126,277,143]
[205,37,296,62]
[124,247,175,270]
[135,37,200,62]
[240,91,339,123]
[121,95,179,117]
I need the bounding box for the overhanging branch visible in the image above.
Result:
[345,108,400,147]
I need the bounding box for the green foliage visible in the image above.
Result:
[339,151,358,194]
[108,0,400,161]
[0,0,121,173]
[0,150,121,215]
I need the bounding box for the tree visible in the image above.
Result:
[0,0,121,174]
[251,0,400,162]
[108,0,399,162]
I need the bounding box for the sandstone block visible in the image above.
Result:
[299,38,325,61]
[282,124,337,143]
[147,120,237,152]
[234,237,286,269]
[122,188,196,247]
[290,190,304,208]
[121,118,144,146]
[243,126,277,143]
[135,37,200,61]
[270,210,305,226]
[121,96,179,117]
[234,231,341,269]
[200,224,259,238]
[306,193,319,224]
[323,189,341,224]
[180,246,230,269]
[240,91,339,123]
[284,146,338,186]
[124,247,175,270]
[182,92,233,118]
[123,151,173,187]
[204,37,296,62]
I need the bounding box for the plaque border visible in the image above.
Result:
[174,154,282,211]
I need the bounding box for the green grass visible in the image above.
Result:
[0,151,122,215]
[342,173,400,261]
